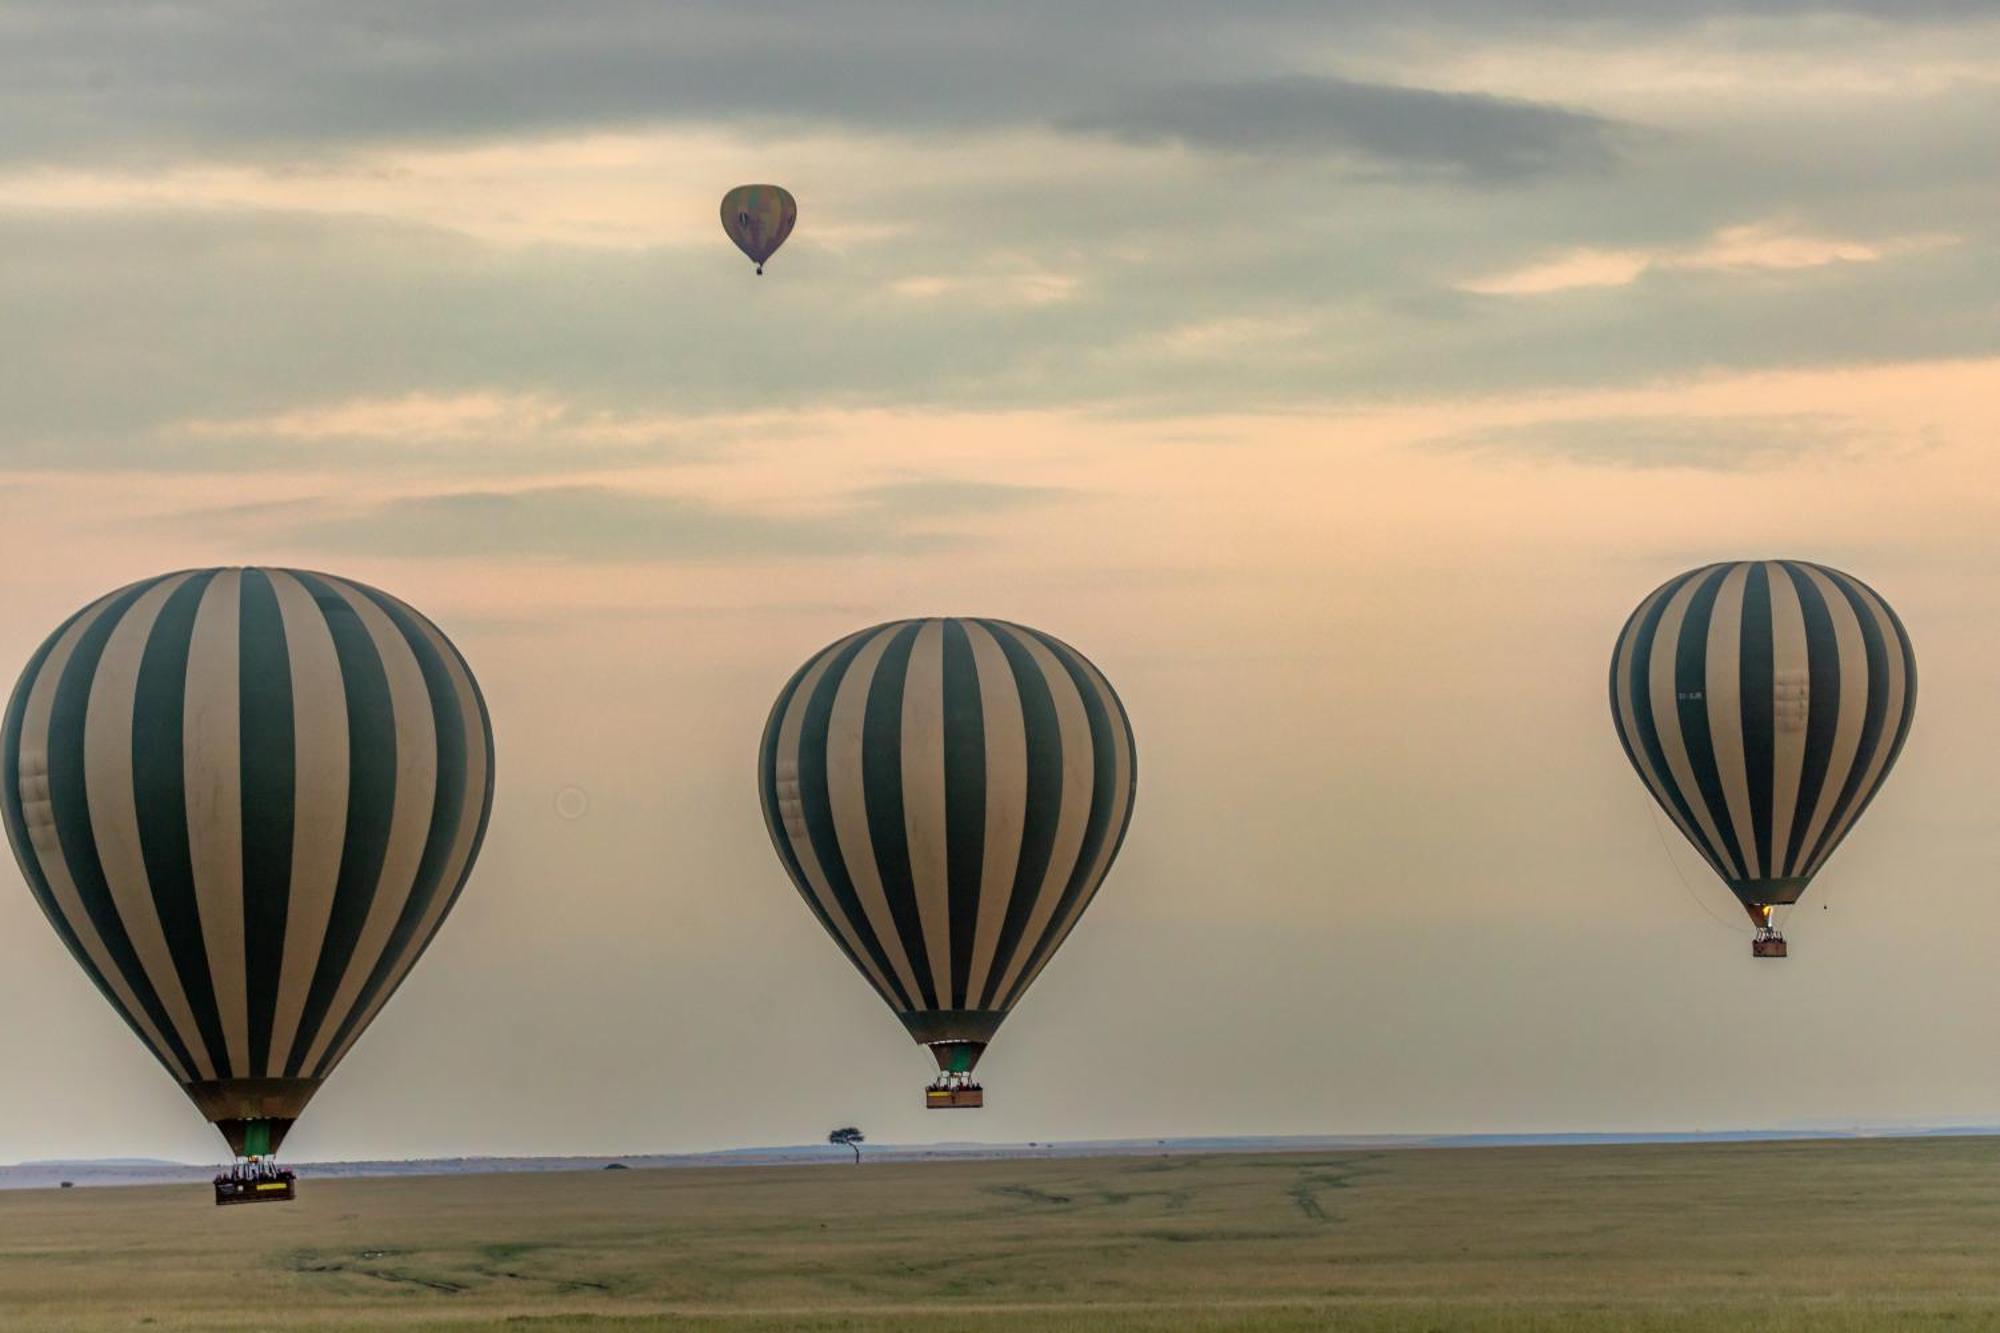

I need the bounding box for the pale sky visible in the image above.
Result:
[1,1,1997,1163]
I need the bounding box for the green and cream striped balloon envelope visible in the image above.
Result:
[720,183,796,273]
[1609,560,1915,934]
[758,618,1137,1089]
[1,569,494,1157]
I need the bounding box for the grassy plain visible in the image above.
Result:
[5,1137,2000,1329]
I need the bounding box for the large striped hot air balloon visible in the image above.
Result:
[758,619,1136,1108]
[1609,560,1915,957]
[720,183,796,274]
[1,569,494,1172]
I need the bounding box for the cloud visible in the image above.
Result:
[1460,223,1955,295]
[1128,314,1324,361]
[0,392,730,478]
[1060,75,1626,181]
[1458,248,1655,296]
[170,391,778,456]
[849,478,1074,517]
[889,266,1080,307]
[178,392,570,443]
[0,4,1985,170]
[1428,412,1891,470]
[184,477,1073,563]
[0,130,913,250]
[0,4,1329,165]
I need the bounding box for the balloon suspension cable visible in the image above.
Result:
[1643,800,1741,937]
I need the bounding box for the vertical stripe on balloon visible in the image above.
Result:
[793,631,915,1010]
[282,573,397,1077]
[1761,562,1810,882]
[962,619,1026,1012]
[898,620,955,1009]
[129,570,234,1074]
[317,591,495,1078]
[1704,564,1760,880]
[938,619,988,1010]
[296,581,438,1077]
[1673,566,1748,879]
[1646,572,1737,879]
[184,569,250,1077]
[977,622,1065,1010]
[859,621,937,1009]
[45,578,204,1080]
[84,572,218,1081]
[309,588,464,1078]
[4,586,188,1076]
[1737,563,1776,878]
[825,626,925,1007]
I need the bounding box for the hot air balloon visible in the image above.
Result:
[1609,561,1914,957]
[720,184,796,274]
[758,619,1136,1108]
[1,569,493,1198]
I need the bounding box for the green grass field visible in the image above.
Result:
[6,1137,2000,1330]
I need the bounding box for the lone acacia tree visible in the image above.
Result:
[828,1127,865,1165]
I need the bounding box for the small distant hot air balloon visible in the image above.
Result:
[758,619,1136,1108]
[1609,560,1915,958]
[720,184,796,275]
[1,569,494,1199]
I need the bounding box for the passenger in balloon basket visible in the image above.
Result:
[926,1068,985,1110]
[213,1154,297,1206]
[1752,907,1788,959]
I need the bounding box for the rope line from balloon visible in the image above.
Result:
[1643,796,1744,937]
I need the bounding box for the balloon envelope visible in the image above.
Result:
[758,618,1136,1074]
[720,184,797,272]
[1,568,494,1154]
[1609,560,1914,925]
